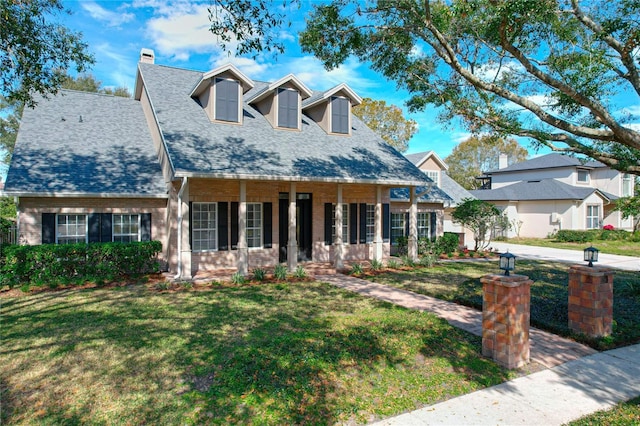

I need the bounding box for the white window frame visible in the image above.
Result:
[417,212,431,240]
[586,204,600,229]
[56,214,87,244]
[112,214,141,243]
[332,204,349,243]
[192,203,218,252]
[577,169,590,184]
[425,170,440,187]
[622,173,633,197]
[366,204,375,243]
[246,203,262,249]
[390,212,405,245]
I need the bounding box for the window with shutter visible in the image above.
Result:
[331,96,349,134]
[214,78,240,122]
[278,88,299,129]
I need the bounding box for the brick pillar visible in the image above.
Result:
[482,274,532,369]
[568,265,614,337]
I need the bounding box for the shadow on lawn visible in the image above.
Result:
[1,283,512,424]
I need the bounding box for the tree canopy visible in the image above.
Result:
[352,98,418,153]
[445,136,529,190]
[1,0,94,107]
[452,198,506,251]
[208,0,640,175]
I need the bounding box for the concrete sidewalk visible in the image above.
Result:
[376,344,640,425]
[317,274,640,425]
[490,242,640,271]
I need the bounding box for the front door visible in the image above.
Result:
[279,193,312,262]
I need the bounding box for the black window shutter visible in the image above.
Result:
[382,203,390,242]
[331,97,349,134]
[278,89,298,128]
[141,213,151,241]
[263,202,273,248]
[359,203,367,244]
[100,213,112,242]
[188,202,193,249]
[324,203,332,245]
[216,79,239,122]
[430,212,437,241]
[42,213,56,244]
[349,203,358,244]
[218,202,228,250]
[88,213,101,243]
[405,212,409,237]
[231,202,239,250]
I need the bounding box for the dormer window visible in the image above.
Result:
[331,96,350,134]
[425,170,440,187]
[214,78,240,122]
[577,169,590,183]
[277,88,299,129]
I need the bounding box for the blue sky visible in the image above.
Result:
[57,0,470,154]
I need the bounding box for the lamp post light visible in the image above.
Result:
[584,246,599,267]
[499,251,516,276]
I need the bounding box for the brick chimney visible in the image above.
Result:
[139,48,155,64]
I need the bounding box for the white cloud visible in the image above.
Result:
[625,123,640,131]
[619,105,640,116]
[475,61,524,83]
[286,56,378,92]
[93,43,137,91]
[81,2,135,27]
[143,3,222,61]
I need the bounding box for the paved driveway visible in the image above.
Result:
[490,242,640,271]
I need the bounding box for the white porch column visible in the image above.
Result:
[287,182,298,272]
[408,186,418,261]
[178,178,192,279]
[374,185,383,261]
[237,180,248,275]
[335,184,344,270]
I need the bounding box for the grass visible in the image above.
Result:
[0,281,514,425]
[507,237,640,257]
[568,396,640,425]
[366,259,640,350]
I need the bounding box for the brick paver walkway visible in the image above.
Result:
[317,274,596,369]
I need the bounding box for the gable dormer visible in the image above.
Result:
[247,74,312,130]
[190,64,254,124]
[302,83,362,136]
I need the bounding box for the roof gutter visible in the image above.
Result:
[173,171,430,187]
[0,191,168,199]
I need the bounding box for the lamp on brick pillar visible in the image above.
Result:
[499,251,516,276]
[584,245,599,267]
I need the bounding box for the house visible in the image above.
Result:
[2,49,443,278]
[469,153,635,238]
[404,151,475,245]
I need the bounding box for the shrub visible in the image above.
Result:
[293,266,307,279]
[387,259,401,269]
[554,230,598,243]
[598,229,629,241]
[370,259,384,271]
[419,254,436,268]
[1,241,162,288]
[401,256,416,268]
[252,267,266,281]
[394,236,408,256]
[231,272,246,285]
[435,232,459,255]
[274,264,287,281]
[350,263,364,275]
[417,237,436,256]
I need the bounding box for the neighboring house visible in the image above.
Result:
[470,153,635,238]
[404,151,475,246]
[3,49,436,278]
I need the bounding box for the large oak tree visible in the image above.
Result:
[353,98,418,152]
[208,0,640,175]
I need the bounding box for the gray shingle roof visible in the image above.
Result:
[4,90,167,196]
[469,179,606,201]
[486,153,605,174]
[139,63,428,185]
[441,173,475,204]
[405,151,433,166]
[390,182,453,203]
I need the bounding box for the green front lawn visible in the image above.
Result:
[506,237,640,257]
[366,260,640,350]
[568,396,640,425]
[0,281,513,425]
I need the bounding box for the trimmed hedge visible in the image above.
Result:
[0,241,162,288]
[554,229,632,243]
